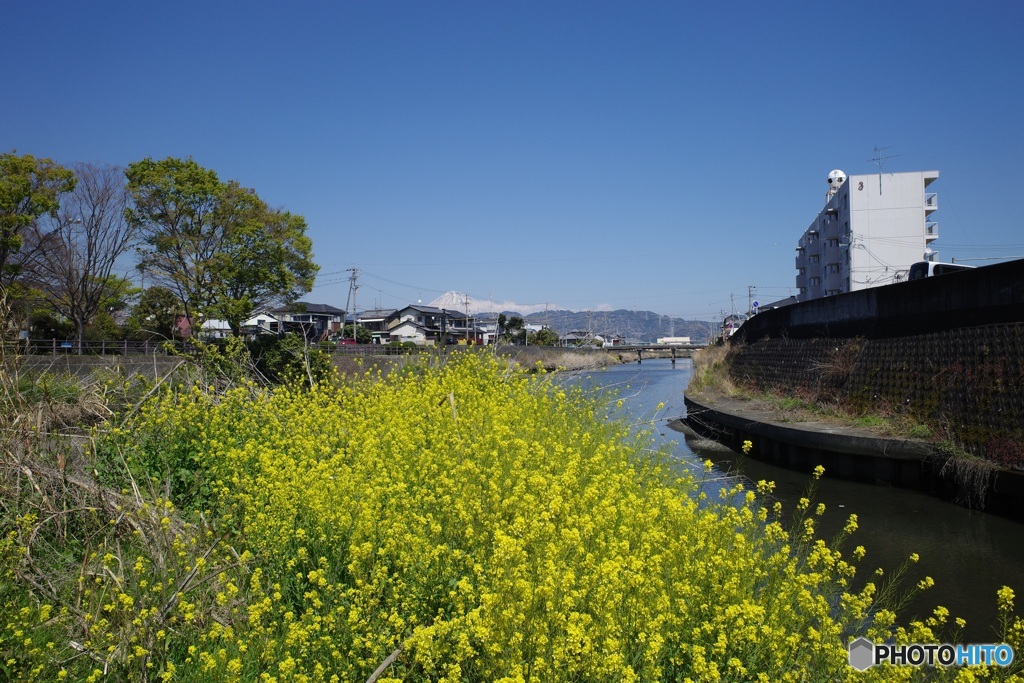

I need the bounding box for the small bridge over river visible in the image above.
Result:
[607,343,705,363]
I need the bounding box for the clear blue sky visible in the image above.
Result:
[3,1,1021,320]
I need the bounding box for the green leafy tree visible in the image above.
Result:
[123,286,181,340]
[126,158,317,336]
[530,327,560,346]
[341,323,372,344]
[504,315,526,345]
[84,310,123,341]
[0,151,76,292]
[205,183,317,335]
[27,309,74,339]
[125,157,221,325]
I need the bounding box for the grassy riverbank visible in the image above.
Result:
[2,351,1023,681]
[332,346,637,378]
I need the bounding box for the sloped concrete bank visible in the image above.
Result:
[682,393,1024,521]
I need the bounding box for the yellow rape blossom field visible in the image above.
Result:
[2,352,1022,681]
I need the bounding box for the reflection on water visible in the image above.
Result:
[575,357,1024,641]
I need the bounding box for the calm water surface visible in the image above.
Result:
[573,357,1024,642]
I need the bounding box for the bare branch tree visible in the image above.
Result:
[21,163,137,348]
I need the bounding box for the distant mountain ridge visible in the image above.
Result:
[520,309,713,344]
[426,292,713,343]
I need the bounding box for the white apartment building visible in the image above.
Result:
[795,169,939,301]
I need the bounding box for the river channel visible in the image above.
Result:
[572,357,1024,643]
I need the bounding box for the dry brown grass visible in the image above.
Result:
[687,343,738,396]
[496,346,625,372]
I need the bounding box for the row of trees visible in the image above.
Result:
[0,152,317,344]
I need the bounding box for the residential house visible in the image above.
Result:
[386,305,468,345]
[200,318,232,338]
[473,317,500,345]
[351,309,396,344]
[242,311,282,336]
[199,311,283,339]
[271,302,345,341]
[559,330,604,347]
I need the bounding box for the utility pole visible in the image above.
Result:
[463,293,471,343]
[346,267,360,340]
[747,285,756,315]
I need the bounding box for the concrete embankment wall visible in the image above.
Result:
[741,258,1024,341]
[17,354,186,380]
[683,394,1024,520]
[730,259,1024,465]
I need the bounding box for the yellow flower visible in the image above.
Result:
[998,586,1016,612]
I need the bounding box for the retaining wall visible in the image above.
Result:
[739,258,1024,341]
[728,259,1024,464]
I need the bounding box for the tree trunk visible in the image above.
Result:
[76,319,85,355]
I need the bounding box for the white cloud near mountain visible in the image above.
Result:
[428,292,554,316]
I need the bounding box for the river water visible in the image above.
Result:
[572,357,1024,642]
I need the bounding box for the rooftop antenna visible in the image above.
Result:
[867,146,899,194]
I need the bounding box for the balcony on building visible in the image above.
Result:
[925,221,939,242]
[822,214,841,240]
[925,193,938,215]
[824,260,840,277]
